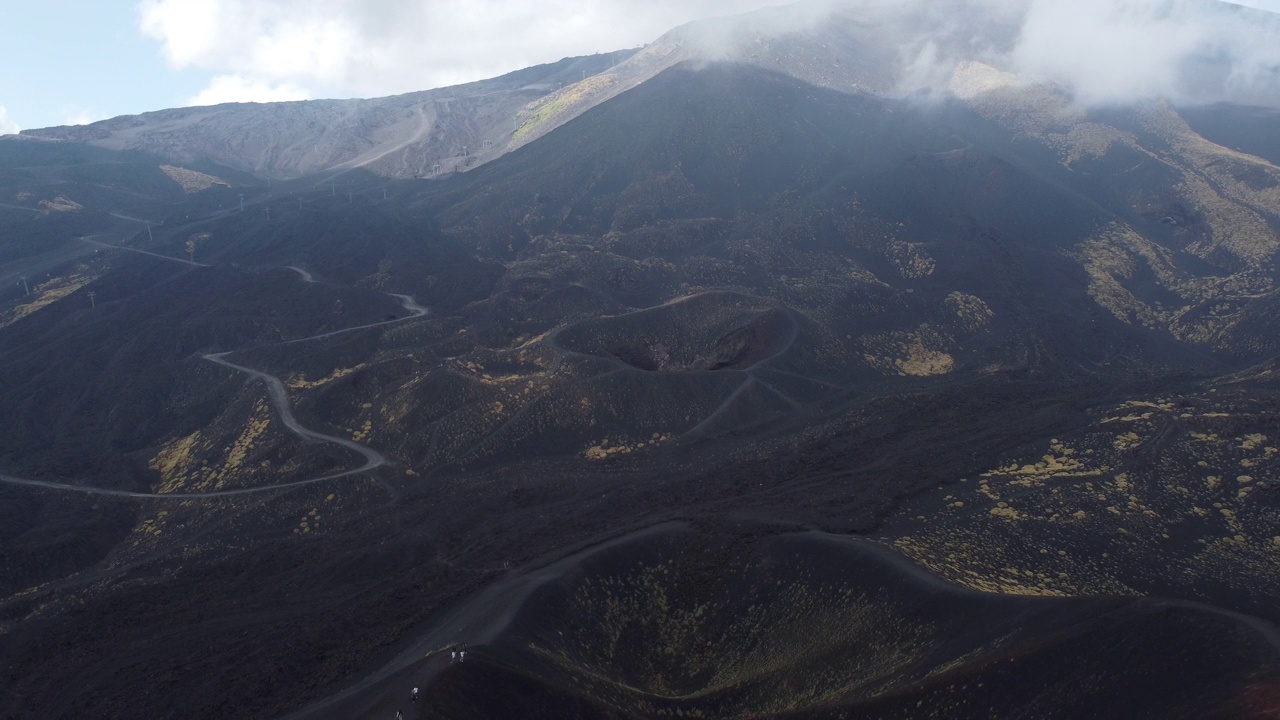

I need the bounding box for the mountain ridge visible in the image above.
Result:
[17,50,637,179]
[17,0,1280,184]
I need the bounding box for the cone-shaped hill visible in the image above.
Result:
[366,525,1280,720]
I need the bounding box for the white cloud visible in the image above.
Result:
[845,0,1280,107]
[136,0,781,101]
[188,75,311,106]
[134,0,1280,110]
[60,106,106,126]
[1009,0,1280,106]
[137,0,223,69]
[0,106,18,135]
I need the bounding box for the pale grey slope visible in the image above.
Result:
[20,51,635,180]
[498,1,1027,153]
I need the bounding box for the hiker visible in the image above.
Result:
[460,646,467,662]
[451,648,457,662]
[395,711,403,720]
[411,687,419,703]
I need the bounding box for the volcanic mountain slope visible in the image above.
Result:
[19,0,1279,184]
[880,383,1280,619]
[18,0,1021,179]
[0,140,250,271]
[20,51,635,180]
[407,525,1278,720]
[501,0,1023,152]
[270,63,1279,475]
[1,37,1280,720]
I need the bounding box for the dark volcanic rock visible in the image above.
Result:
[1,19,1279,720]
[414,525,1280,719]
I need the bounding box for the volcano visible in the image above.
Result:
[2,3,1280,719]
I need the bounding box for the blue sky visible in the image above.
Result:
[2,0,1278,134]
[0,3,205,130]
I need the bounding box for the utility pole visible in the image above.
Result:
[265,206,271,221]
[239,193,245,212]
[383,188,387,200]
[145,221,154,242]
[87,291,96,309]
[18,275,29,296]
[348,190,353,203]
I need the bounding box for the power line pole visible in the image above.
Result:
[145,221,154,242]
[18,275,29,296]
[87,291,96,309]
[239,193,245,212]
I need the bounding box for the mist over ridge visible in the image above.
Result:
[667,0,1280,107]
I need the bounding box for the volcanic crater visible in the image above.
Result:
[554,291,795,373]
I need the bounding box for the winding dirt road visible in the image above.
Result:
[281,522,691,720]
[0,274,427,500]
[285,265,317,283]
[80,236,207,267]
[282,523,1280,719]
[269,291,427,348]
